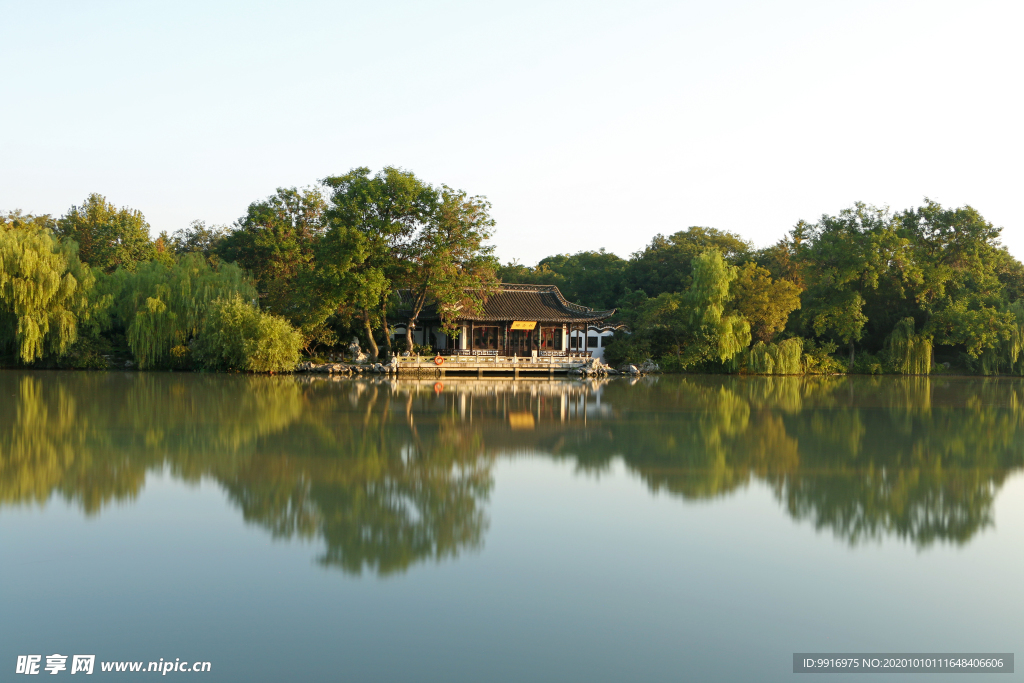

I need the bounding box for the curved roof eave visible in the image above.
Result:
[395,283,617,323]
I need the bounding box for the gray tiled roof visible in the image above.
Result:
[398,284,615,323]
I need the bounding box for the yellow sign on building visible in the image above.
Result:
[510,321,537,330]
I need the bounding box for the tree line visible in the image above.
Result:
[3,166,1023,374]
[0,167,497,372]
[503,202,1024,375]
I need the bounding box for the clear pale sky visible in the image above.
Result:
[2,0,1022,265]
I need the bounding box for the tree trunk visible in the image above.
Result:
[405,318,415,353]
[848,341,855,372]
[362,311,378,360]
[380,305,392,359]
[405,290,425,356]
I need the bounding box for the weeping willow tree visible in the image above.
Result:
[974,300,1024,376]
[681,250,751,367]
[748,338,802,375]
[109,253,256,368]
[0,217,95,362]
[191,294,302,373]
[885,317,932,375]
[776,338,803,374]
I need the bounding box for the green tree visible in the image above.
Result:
[218,187,326,330]
[319,167,436,359]
[972,300,1024,376]
[192,294,302,373]
[624,227,751,297]
[730,262,802,343]
[897,200,1014,358]
[795,203,917,369]
[0,214,96,363]
[55,194,156,272]
[497,260,558,283]
[993,247,1024,303]
[809,291,868,369]
[171,220,229,263]
[531,249,626,309]
[0,210,56,233]
[681,250,751,366]
[754,235,804,288]
[152,232,177,267]
[614,250,750,369]
[885,317,932,375]
[748,338,803,374]
[403,186,497,349]
[107,254,255,368]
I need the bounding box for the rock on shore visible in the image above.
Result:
[294,355,400,376]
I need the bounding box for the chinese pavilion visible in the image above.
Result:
[393,284,616,358]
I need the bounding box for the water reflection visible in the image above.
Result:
[584,377,1024,547]
[1,372,1022,574]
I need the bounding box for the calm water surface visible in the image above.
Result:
[1,372,1022,681]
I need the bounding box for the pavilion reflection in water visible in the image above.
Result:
[2,372,1023,574]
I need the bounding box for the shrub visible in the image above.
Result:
[853,350,883,375]
[602,331,648,367]
[192,295,302,373]
[802,339,845,374]
[969,301,1024,376]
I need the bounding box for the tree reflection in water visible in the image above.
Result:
[1,372,1023,575]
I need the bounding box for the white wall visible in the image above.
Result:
[569,327,620,361]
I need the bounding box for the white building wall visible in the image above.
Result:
[568,326,626,361]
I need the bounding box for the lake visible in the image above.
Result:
[1,371,1021,681]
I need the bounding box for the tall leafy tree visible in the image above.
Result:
[682,250,751,366]
[403,186,497,350]
[55,194,155,272]
[497,261,565,289]
[729,262,802,343]
[172,220,230,264]
[897,200,1014,358]
[754,234,804,288]
[0,213,96,362]
[610,250,750,368]
[993,247,1024,304]
[218,187,326,325]
[152,232,177,267]
[532,249,626,309]
[319,167,436,359]
[795,203,917,369]
[624,227,751,297]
